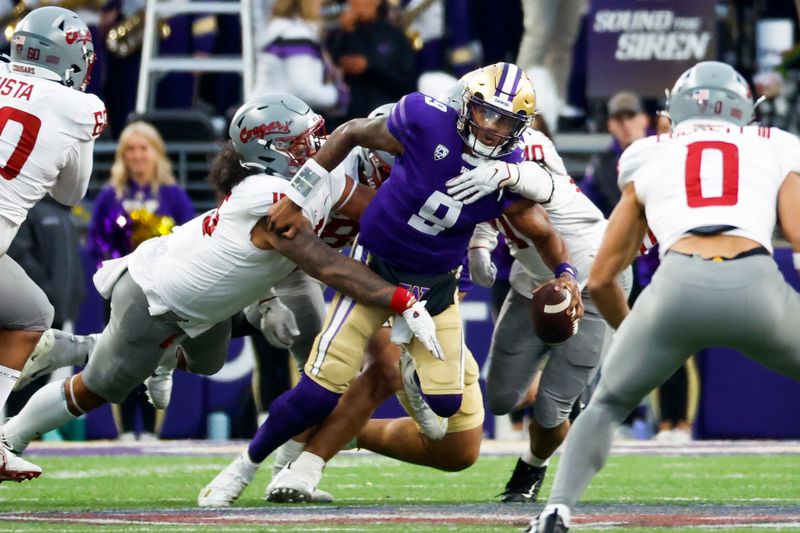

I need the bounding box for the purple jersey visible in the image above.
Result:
[359,92,525,274]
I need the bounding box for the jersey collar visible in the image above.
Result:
[673,118,738,133]
[8,62,63,84]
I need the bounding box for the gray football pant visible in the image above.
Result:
[548,253,800,509]
[486,288,608,429]
[83,272,231,404]
[0,254,53,331]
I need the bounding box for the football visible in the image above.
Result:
[531,281,579,344]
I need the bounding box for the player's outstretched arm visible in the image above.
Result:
[268,117,403,236]
[504,201,583,321]
[778,172,800,273]
[588,184,648,329]
[252,217,444,359]
[447,161,554,205]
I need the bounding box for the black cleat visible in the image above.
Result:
[499,458,547,503]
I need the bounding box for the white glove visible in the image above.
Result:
[446,161,519,204]
[401,301,444,361]
[468,247,497,287]
[258,297,300,349]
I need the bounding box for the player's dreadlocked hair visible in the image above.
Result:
[208,141,261,196]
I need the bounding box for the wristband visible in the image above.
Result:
[555,262,578,280]
[794,252,800,271]
[389,287,417,314]
[287,159,329,207]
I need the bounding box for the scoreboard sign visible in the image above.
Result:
[587,0,717,98]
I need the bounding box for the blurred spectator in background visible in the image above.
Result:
[582,91,652,218]
[405,0,483,77]
[87,121,194,441]
[326,0,415,124]
[101,1,219,137]
[6,198,86,419]
[515,0,587,123]
[470,0,522,67]
[255,0,348,119]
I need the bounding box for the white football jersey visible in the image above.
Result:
[619,120,800,258]
[127,172,344,337]
[485,129,607,296]
[0,62,105,228]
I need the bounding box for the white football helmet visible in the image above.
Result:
[10,6,96,91]
[229,93,325,177]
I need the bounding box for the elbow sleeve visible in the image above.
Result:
[508,162,554,203]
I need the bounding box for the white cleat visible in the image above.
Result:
[266,460,324,504]
[16,331,98,391]
[399,349,448,441]
[198,453,257,507]
[528,504,571,533]
[0,444,41,483]
[145,348,180,410]
[144,366,174,410]
[310,488,334,503]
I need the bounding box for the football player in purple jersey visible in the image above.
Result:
[198,63,583,505]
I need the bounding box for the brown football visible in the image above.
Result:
[531,281,579,344]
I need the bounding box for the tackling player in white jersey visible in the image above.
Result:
[0,6,104,482]
[532,62,800,533]
[0,94,442,481]
[467,126,632,503]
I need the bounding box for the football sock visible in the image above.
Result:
[522,448,550,467]
[425,393,462,418]
[248,375,339,464]
[2,381,75,453]
[411,370,462,418]
[237,450,260,479]
[0,364,20,412]
[271,438,305,478]
[290,451,326,475]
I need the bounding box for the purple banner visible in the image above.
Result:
[588,0,717,98]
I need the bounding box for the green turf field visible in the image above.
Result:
[0,452,799,531]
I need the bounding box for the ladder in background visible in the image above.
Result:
[135,0,254,113]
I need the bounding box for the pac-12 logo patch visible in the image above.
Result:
[434,144,449,161]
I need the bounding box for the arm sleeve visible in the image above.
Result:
[507,161,555,203]
[470,222,499,250]
[49,140,94,206]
